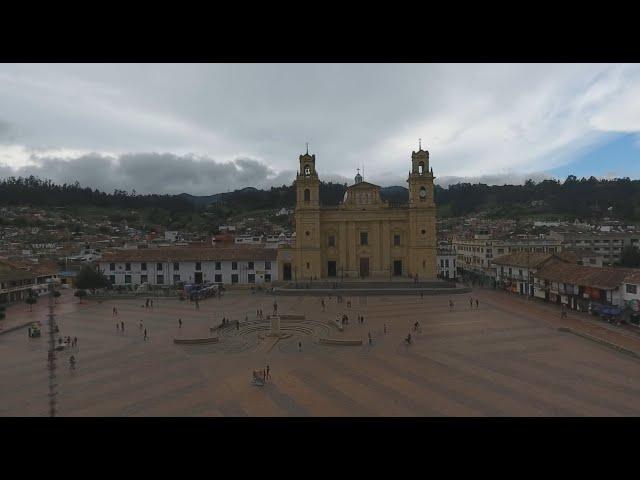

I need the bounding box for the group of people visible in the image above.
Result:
[256,309,265,319]
[468,297,480,309]
[252,364,271,384]
[144,298,154,309]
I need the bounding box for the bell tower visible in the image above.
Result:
[293,145,322,281]
[407,140,437,278]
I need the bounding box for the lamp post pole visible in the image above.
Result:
[46,280,58,417]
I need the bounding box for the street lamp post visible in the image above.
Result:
[46,279,58,417]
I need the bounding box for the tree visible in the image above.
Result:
[25,295,37,311]
[74,289,87,303]
[75,265,110,290]
[620,246,640,268]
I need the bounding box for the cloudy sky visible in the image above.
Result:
[1,63,640,195]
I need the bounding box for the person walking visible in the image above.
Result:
[150,299,153,308]
[449,300,454,312]
[74,336,78,348]
[236,320,240,330]
[368,332,372,345]
[266,365,270,380]
[139,320,143,330]
[298,341,302,352]
[121,320,124,332]
[475,298,479,309]
[144,328,148,341]
[178,318,182,328]
[116,322,119,331]
[470,297,473,309]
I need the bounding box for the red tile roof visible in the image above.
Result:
[100,246,277,263]
[535,262,638,290]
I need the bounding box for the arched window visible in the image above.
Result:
[418,161,425,175]
[304,189,310,202]
[304,165,311,176]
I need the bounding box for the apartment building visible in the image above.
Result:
[550,230,640,265]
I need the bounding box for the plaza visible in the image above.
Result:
[2,288,640,416]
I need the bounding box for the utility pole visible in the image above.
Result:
[46,280,58,417]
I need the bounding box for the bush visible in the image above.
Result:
[74,289,87,303]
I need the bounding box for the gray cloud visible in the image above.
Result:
[0,152,561,196]
[3,153,295,195]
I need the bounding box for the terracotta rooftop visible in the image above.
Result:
[100,246,277,263]
[535,262,638,290]
[623,271,640,284]
[492,252,576,268]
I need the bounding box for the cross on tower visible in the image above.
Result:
[305,142,309,154]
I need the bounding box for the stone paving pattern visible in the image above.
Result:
[2,289,640,416]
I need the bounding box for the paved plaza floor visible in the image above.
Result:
[2,289,640,416]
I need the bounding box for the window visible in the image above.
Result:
[125,275,131,284]
[157,275,164,284]
[215,262,221,270]
[141,262,147,271]
[173,274,180,283]
[173,262,179,271]
[265,274,271,282]
[195,262,201,271]
[421,229,426,235]
[110,263,115,271]
[394,234,401,246]
[304,188,310,202]
[626,284,638,294]
[328,235,335,247]
[508,268,512,275]
[156,263,163,271]
[248,261,254,270]
[232,262,238,271]
[214,274,222,283]
[125,263,131,271]
[248,274,255,284]
[231,274,238,284]
[445,259,449,268]
[265,261,271,270]
[109,275,116,284]
[306,262,310,269]
[360,232,368,245]
[141,275,148,284]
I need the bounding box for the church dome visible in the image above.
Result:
[354,171,363,184]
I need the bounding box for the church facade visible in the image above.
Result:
[277,146,437,281]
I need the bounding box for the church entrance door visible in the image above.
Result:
[359,257,369,278]
[393,260,403,276]
[283,263,292,281]
[327,261,337,277]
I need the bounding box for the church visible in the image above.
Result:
[277,145,437,281]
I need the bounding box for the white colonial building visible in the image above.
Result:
[98,246,277,287]
[436,249,456,280]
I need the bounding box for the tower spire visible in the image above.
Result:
[305,142,309,155]
[419,138,422,151]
